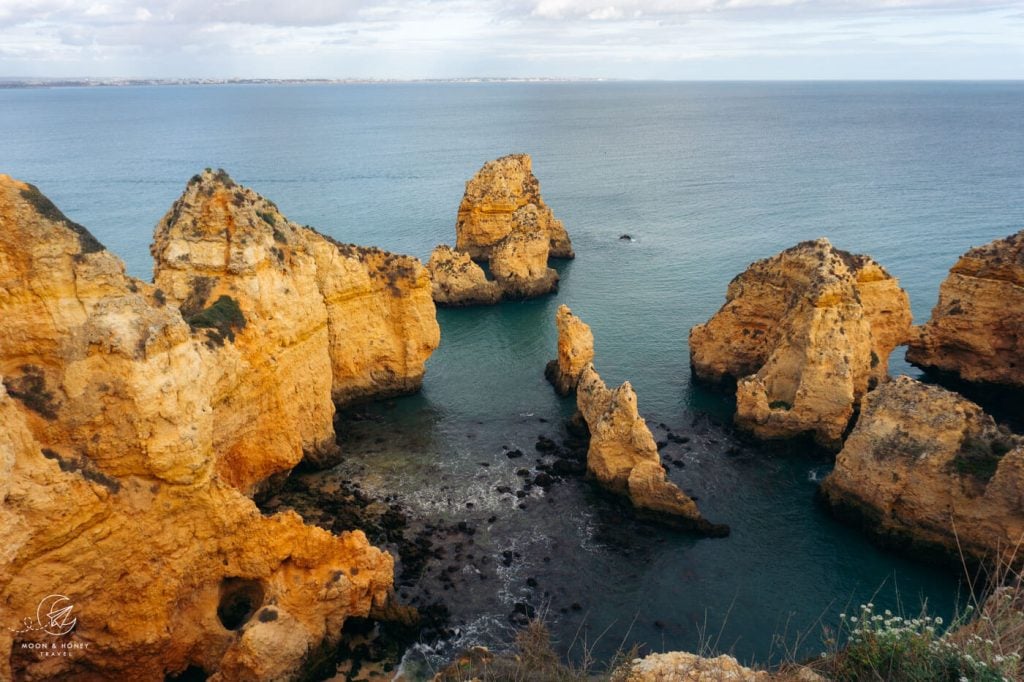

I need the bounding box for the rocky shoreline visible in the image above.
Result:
[2,156,1022,680]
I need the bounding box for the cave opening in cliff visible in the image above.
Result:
[216,578,265,631]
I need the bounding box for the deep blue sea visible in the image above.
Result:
[2,82,1022,676]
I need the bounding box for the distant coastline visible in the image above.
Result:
[0,76,617,89]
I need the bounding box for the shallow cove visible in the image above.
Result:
[281,298,962,678]
[3,80,1022,677]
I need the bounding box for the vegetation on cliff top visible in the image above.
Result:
[19,184,105,254]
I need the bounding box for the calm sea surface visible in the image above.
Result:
[2,82,1022,674]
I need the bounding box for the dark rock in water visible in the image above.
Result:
[552,459,585,476]
[533,472,554,488]
[535,435,558,453]
[656,440,668,450]
[619,234,632,241]
[515,468,530,477]
[506,449,524,459]
[526,577,539,588]
[495,485,513,494]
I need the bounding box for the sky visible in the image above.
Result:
[0,0,1022,80]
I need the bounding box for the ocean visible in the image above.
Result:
[2,81,1022,675]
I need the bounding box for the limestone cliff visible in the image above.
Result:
[689,238,912,449]
[455,153,573,261]
[621,652,771,681]
[0,174,396,680]
[907,229,1024,389]
[544,304,595,395]
[427,245,501,306]
[820,376,1024,566]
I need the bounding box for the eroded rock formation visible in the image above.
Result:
[622,652,772,681]
[548,307,726,534]
[430,154,571,305]
[0,172,431,679]
[544,304,595,395]
[820,376,1024,566]
[689,238,912,449]
[427,245,501,306]
[907,230,1024,389]
[455,153,573,261]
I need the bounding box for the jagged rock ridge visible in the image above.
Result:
[0,171,442,680]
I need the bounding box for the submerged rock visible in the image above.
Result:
[0,172,424,680]
[426,245,501,306]
[820,376,1024,567]
[689,238,912,449]
[455,153,573,261]
[545,304,595,395]
[907,229,1024,389]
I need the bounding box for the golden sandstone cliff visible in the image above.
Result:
[907,229,1024,389]
[0,171,439,680]
[689,238,912,449]
[428,154,572,306]
[820,376,1024,566]
[549,306,727,536]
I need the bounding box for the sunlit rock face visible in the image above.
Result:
[546,306,726,535]
[0,172,417,680]
[429,153,572,306]
[821,376,1024,567]
[455,153,573,261]
[907,229,1024,389]
[690,238,912,449]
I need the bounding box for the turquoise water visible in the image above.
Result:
[2,82,1022,671]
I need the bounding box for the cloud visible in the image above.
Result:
[0,0,1020,78]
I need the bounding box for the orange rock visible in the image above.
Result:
[427,245,501,306]
[455,154,573,261]
[821,376,1024,566]
[907,230,1024,389]
[0,173,411,680]
[690,238,911,449]
[545,305,595,395]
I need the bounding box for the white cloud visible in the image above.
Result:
[0,0,1020,78]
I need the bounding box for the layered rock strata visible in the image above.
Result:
[430,154,571,305]
[455,153,573,261]
[544,304,595,395]
[820,376,1024,566]
[689,238,912,449]
[548,308,726,534]
[907,230,1024,389]
[0,172,430,679]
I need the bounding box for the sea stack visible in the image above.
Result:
[907,229,1024,389]
[820,376,1024,566]
[689,238,912,449]
[428,154,572,306]
[455,153,573,261]
[0,172,442,680]
[545,304,595,395]
[548,307,727,535]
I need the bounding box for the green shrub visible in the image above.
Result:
[185,295,246,347]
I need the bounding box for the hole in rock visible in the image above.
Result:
[216,578,265,631]
[165,665,209,681]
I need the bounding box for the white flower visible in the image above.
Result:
[935,616,943,625]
